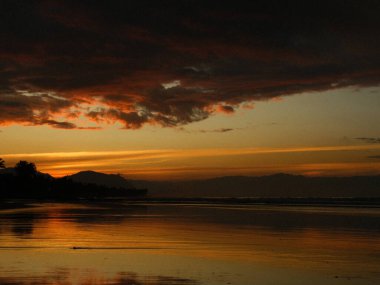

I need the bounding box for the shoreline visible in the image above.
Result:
[2,197,380,209]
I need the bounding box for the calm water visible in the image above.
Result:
[0,202,380,285]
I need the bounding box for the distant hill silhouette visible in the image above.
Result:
[0,165,146,200]
[2,161,380,199]
[68,171,134,189]
[131,173,380,198]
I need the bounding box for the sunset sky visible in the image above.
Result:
[1,1,379,179]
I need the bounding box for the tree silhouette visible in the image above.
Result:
[15,160,37,178]
[0,158,5,169]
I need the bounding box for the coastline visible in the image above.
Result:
[2,197,380,209]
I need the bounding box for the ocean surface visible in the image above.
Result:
[0,202,380,285]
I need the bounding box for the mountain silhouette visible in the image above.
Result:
[67,171,134,189]
[0,167,145,199]
[131,173,380,198]
[2,163,380,199]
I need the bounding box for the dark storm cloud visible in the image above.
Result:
[356,137,380,144]
[200,128,235,133]
[43,119,76,129]
[368,155,380,159]
[177,127,236,133]
[1,0,379,129]
[0,92,75,124]
[40,119,99,129]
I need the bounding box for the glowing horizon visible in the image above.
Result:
[2,143,380,179]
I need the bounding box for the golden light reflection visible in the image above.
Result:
[1,204,380,271]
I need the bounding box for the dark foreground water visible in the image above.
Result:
[0,202,380,285]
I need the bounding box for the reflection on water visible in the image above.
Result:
[0,271,199,285]
[0,202,380,284]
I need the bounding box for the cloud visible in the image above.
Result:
[42,119,77,129]
[199,128,235,133]
[0,92,76,126]
[176,127,236,133]
[41,119,101,130]
[368,155,380,159]
[1,1,380,129]
[355,137,380,144]
[217,105,235,114]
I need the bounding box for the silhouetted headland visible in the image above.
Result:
[0,160,147,200]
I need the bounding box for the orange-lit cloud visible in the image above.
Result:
[0,1,379,129]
